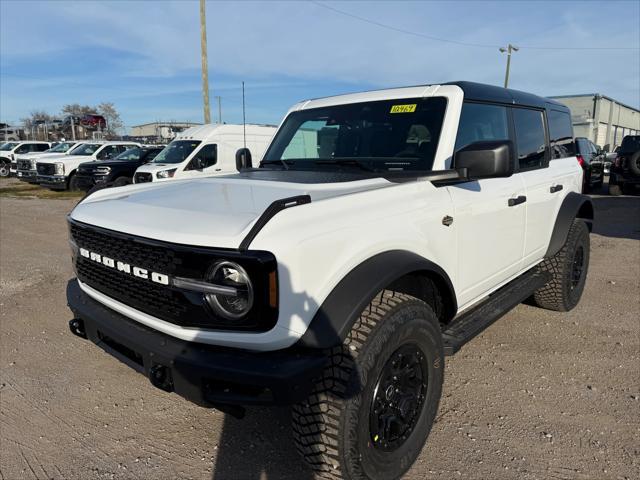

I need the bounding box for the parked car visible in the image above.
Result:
[36,141,140,190]
[66,81,592,480]
[575,137,604,192]
[80,114,107,130]
[609,135,640,195]
[1,127,21,141]
[0,141,51,177]
[133,124,276,183]
[16,141,83,183]
[75,146,164,191]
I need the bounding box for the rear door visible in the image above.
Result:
[447,102,526,307]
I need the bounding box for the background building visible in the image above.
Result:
[550,94,640,150]
[130,122,201,142]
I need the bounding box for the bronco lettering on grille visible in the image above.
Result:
[79,248,169,285]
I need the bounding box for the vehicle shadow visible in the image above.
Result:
[590,193,640,241]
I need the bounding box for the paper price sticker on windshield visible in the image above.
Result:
[390,104,417,114]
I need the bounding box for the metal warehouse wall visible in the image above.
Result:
[551,94,640,150]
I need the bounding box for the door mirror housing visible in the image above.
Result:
[454,140,514,180]
[236,148,252,171]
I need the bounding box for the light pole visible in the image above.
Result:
[213,96,222,124]
[200,0,211,124]
[499,44,519,88]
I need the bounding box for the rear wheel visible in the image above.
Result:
[531,219,590,311]
[292,290,444,480]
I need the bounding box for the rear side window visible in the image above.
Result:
[548,109,575,159]
[454,103,509,152]
[512,108,547,170]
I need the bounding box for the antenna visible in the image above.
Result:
[242,81,247,149]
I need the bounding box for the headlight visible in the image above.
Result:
[204,261,254,319]
[157,168,177,179]
[30,159,37,169]
[95,166,111,175]
[55,163,64,175]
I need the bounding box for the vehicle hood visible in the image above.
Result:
[38,154,91,164]
[18,152,66,160]
[88,158,140,168]
[70,173,393,248]
[136,163,181,172]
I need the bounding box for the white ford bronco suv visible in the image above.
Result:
[66,82,593,480]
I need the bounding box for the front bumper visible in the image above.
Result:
[66,279,326,408]
[37,174,67,189]
[74,174,108,191]
[17,169,39,183]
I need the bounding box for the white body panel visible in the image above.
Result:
[69,84,584,351]
[134,124,276,182]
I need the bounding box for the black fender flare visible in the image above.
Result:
[545,192,594,257]
[296,250,457,349]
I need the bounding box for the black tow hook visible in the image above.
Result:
[69,319,87,339]
[149,364,174,392]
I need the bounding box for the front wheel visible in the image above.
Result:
[292,291,444,480]
[0,161,9,178]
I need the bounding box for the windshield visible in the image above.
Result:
[70,143,101,156]
[114,147,144,161]
[0,142,19,151]
[262,97,447,172]
[152,140,201,164]
[48,142,76,153]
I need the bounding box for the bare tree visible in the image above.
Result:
[61,104,96,116]
[97,102,124,136]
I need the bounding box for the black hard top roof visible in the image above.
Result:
[445,81,567,111]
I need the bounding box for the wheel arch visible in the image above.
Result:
[546,192,593,258]
[296,250,457,349]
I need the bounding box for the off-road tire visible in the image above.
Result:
[113,176,131,187]
[292,290,444,480]
[609,183,622,196]
[531,219,590,311]
[629,151,640,176]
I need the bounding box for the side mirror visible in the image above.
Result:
[235,148,252,171]
[454,140,514,179]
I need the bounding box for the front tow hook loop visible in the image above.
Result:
[149,364,174,392]
[69,319,87,339]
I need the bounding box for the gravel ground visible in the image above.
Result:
[1,181,639,480]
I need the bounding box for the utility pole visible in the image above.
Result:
[70,116,76,141]
[199,0,211,124]
[499,44,519,88]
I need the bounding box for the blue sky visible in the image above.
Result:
[1,0,639,132]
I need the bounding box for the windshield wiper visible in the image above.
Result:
[261,159,293,170]
[314,158,376,172]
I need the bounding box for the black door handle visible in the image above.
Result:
[550,184,563,193]
[508,195,527,207]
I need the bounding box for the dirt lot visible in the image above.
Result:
[1,178,639,480]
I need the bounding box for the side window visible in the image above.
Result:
[97,146,117,159]
[35,144,50,152]
[15,144,30,154]
[548,109,575,159]
[454,103,509,152]
[512,108,547,170]
[189,144,217,169]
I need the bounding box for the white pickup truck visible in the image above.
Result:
[37,141,139,190]
[16,141,82,183]
[66,81,592,480]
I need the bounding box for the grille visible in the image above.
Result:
[70,223,183,274]
[37,163,55,175]
[69,220,278,331]
[77,166,95,175]
[135,172,152,183]
[18,159,34,170]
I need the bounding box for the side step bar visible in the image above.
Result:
[442,270,550,356]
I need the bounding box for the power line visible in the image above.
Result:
[311,1,640,51]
